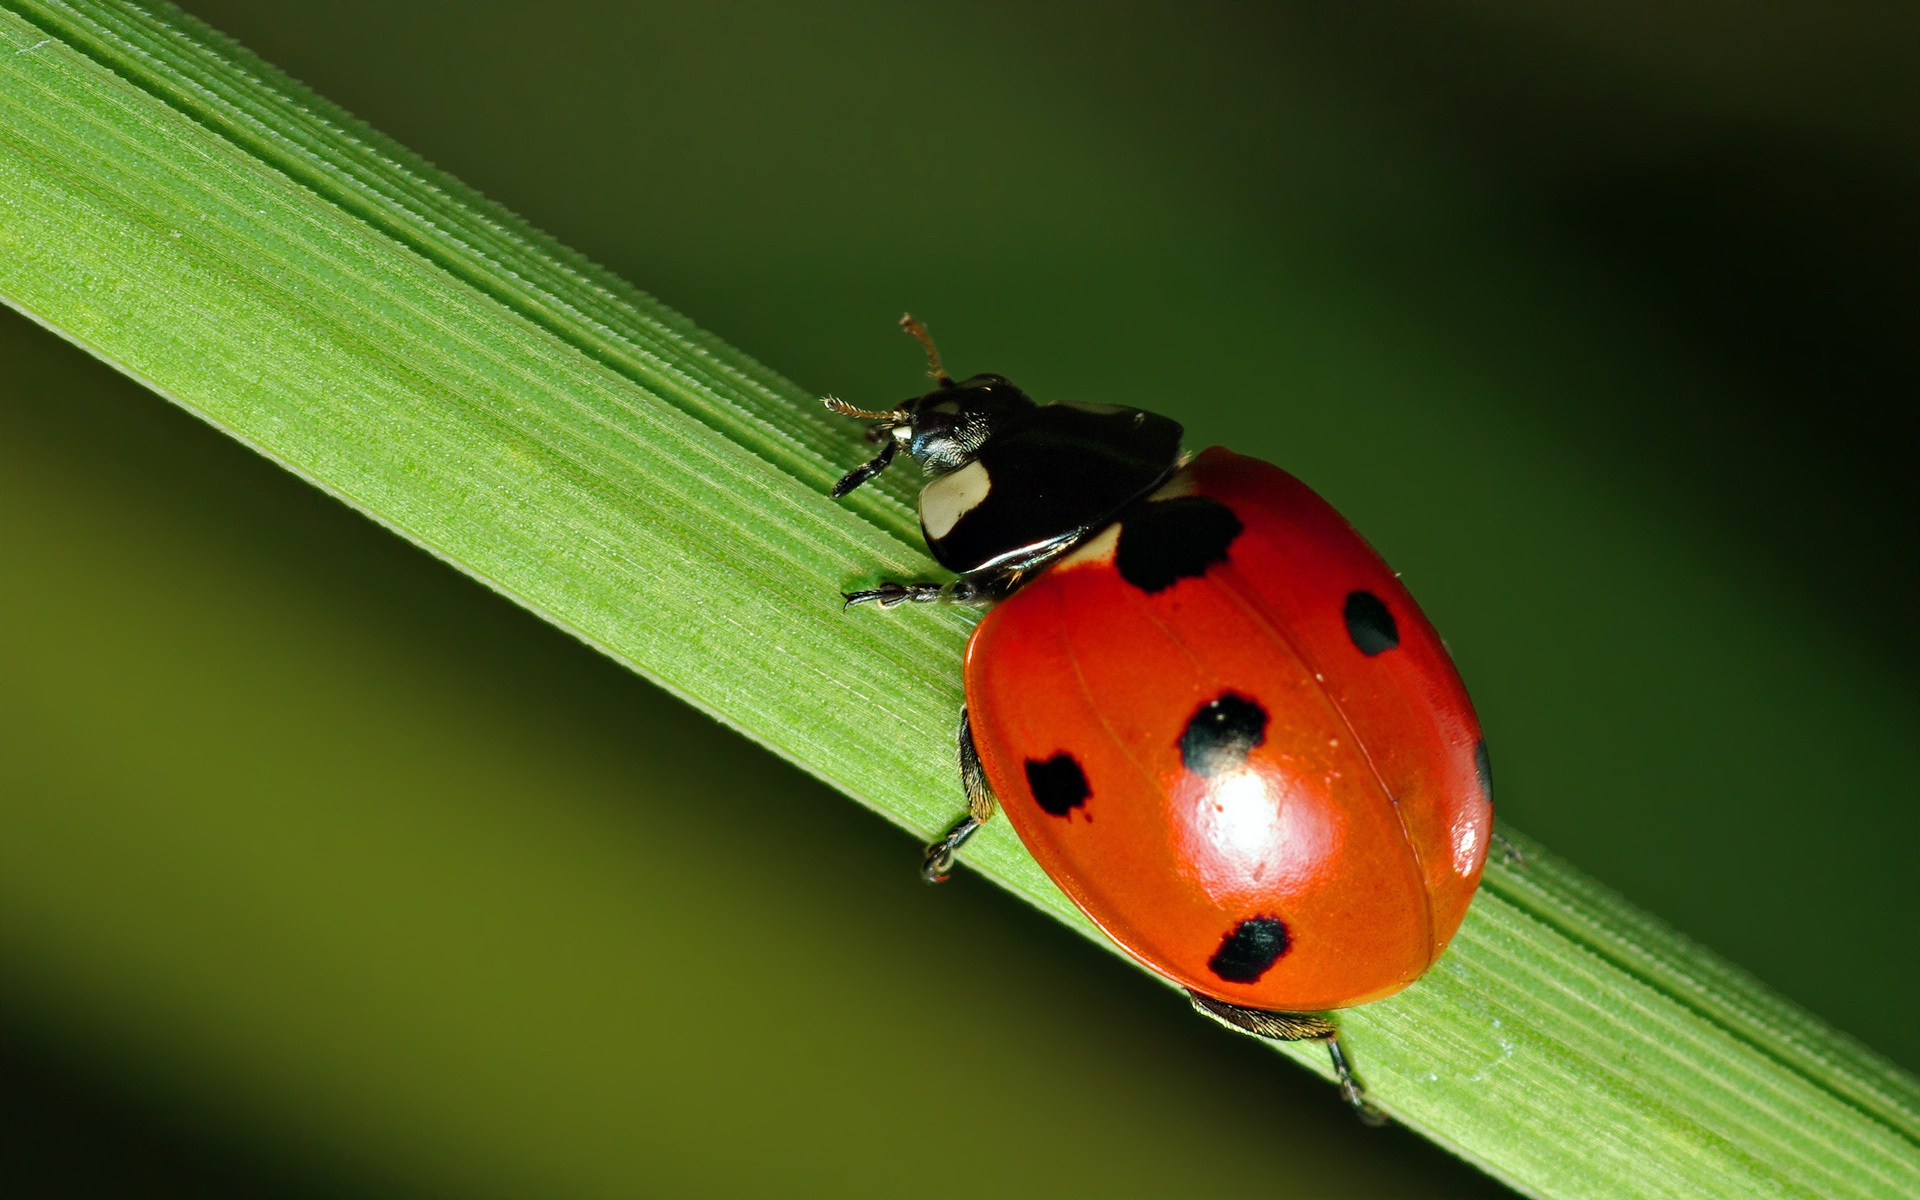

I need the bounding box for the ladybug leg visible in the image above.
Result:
[1490,828,1527,865]
[1187,993,1388,1126]
[921,818,978,884]
[957,707,997,825]
[844,570,1013,610]
[923,708,999,883]
[843,578,979,609]
[1323,1034,1388,1127]
[829,436,899,499]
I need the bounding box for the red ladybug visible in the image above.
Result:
[827,317,1493,1119]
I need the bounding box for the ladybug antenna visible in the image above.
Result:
[822,395,911,423]
[899,313,955,388]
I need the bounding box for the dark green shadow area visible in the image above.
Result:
[2,1,1914,1195]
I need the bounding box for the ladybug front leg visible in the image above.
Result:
[922,707,1000,883]
[828,436,899,500]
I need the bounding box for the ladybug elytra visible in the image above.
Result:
[827,317,1493,1121]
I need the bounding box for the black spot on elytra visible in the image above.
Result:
[1114,496,1243,593]
[1208,916,1291,983]
[1343,590,1399,655]
[1474,739,1493,804]
[1179,692,1268,777]
[1024,753,1090,817]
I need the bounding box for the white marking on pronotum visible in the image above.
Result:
[920,460,992,540]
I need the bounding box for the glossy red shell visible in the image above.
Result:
[964,448,1491,1012]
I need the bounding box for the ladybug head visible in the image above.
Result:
[825,374,1035,499]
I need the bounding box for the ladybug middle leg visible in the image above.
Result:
[922,707,999,884]
[1188,992,1388,1126]
[843,576,991,610]
[843,565,1026,610]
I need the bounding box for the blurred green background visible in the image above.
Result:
[1,2,1913,1195]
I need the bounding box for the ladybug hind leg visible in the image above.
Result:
[922,707,999,884]
[1188,993,1387,1127]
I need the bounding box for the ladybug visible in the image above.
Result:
[827,316,1493,1120]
